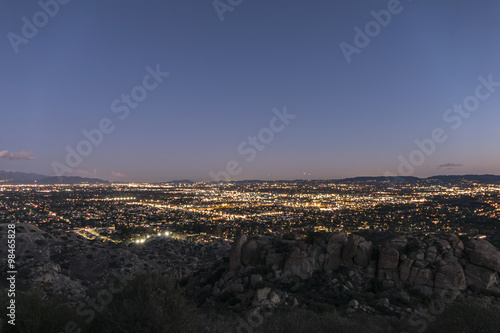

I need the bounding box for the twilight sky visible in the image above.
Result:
[1,0,500,182]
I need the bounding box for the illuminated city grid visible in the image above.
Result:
[1,180,499,244]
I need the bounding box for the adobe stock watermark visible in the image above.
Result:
[7,0,72,54]
[51,64,170,178]
[384,73,499,182]
[339,0,405,64]
[209,106,296,182]
[213,0,243,22]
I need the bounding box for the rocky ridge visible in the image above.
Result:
[186,231,500,318]
[0,223,230,303]
[2,223,500,321]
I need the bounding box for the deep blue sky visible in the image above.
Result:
[1,0,500,182]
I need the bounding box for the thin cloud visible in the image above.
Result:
[0,150,36,160]
[111,171,126,178]
[438,163,464,169]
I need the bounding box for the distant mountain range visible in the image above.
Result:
[2,171,500,185]
[218,174,500,185]
[163,179,194,184]
[427,174,500,184]
[342,174,500,184]
[352,174,498,184]
[0,171,109,185]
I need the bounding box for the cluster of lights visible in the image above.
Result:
[135,231,170,244]
[110,197,135,201]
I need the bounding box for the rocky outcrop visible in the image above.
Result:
[0,223,231,303]
[434,259,466,291]
[460,239,500,292]
[324,232,347,271]
[182,231,500,322]
[378,247,399,269]
[221,231,500,302]
[413,268,434,296]
[353,240,373,268]
[342,235,364,266]
[465,240,500,273]
[229,233,248,271]
[9,224,499,322]
[465,263,499,290]
[240,239,259,266]
[266,253,284,267]
[399,258,414,283]
[283,246,313,280]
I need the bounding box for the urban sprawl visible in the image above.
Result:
[1,179,499,246]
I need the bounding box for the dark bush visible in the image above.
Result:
[308,301,337,313]
[35,239,47,246]
[369,278,383,294]
[260,310,406,333]
[253,265,273,276]
[426,298,500,333]
[206,267,225,286]
[1,288,79,333]
[17,266,31,279]
[90,271,198,333]
[218,290,237,303]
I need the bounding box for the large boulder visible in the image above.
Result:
[250,274,263,288]
[366,260,378,279]
[266,253,284,267]
[378,247,399,269]
[386,235,408,252]
[399,258,414,283]
[413,268,434,296]
[465,240,500,273]
[229,234,247,271]
[447,234,462,247]
[436,239,451,251]
[241,239,260,266]
[283,246,313,280]
[353,241,373,268]
[465,263,499,290]
[342,235,364,266]
[408,266,421,285]
[434,260,466,291]
[255,287,271,302]
[309,245,326,271]
[324,232,347,271]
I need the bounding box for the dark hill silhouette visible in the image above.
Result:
[0,171,108,184]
